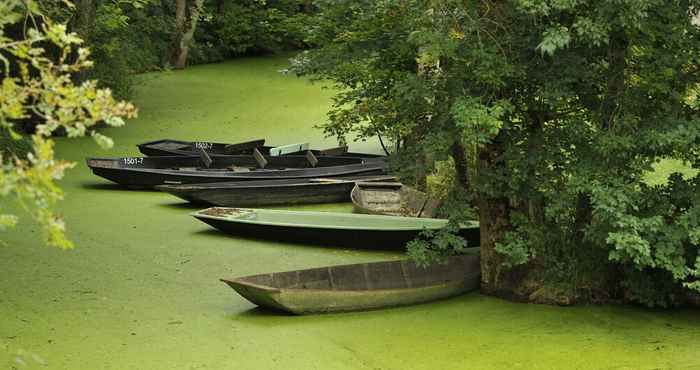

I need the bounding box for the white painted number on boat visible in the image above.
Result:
[122,157,145,166]
[193,142,214,150]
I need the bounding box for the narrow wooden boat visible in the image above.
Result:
[137,138,266,156]
[192,207,479,249]
[156,175,397,206]
[86,156,386,188]
[351,182,441,218]
[137,138,383,158]
[220,252,480,314]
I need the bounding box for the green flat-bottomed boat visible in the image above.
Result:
[192,207,480,249]
[221,252,480,314]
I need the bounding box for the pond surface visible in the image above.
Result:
[2,55,699,370]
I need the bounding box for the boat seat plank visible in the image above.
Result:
[269,142,310,156]
[198,148,213,168]
[252,148,267,169]
[305,150,319,168]
[317,146,349,156]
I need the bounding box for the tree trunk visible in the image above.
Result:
[216,0,225,15]
[72,0,95,82]
[174,0,204,69]
[170,0,187,67]
[600,31,628,130]
[415,150,428,192]
[476,136,535,300]
[170,0,203,69]
[450,139,470,191]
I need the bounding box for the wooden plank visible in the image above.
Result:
[308,175,396,184]
[305,150,319,168]
[252,148,268,169]
[269,142,310,156]
[223,139,266,154]
[198,148,213,168]
[356,181,403,188]
[318,146,348,156]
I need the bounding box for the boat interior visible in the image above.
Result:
[233,255,479,291]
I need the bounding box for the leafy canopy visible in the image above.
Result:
[0,0,136,249]
[294,0,700,305]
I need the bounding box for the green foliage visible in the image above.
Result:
[296,0,700,306]
[1,0,136,248]
[88,1,175,98]
[190,0,311,64]
[406,220,470,267]
[0,129,31,159]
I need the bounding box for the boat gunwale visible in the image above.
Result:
[156,175,397,191]
[86,154,371,168]
[220,253,480,294]
[192,207,479,232]
[221,274,480,295]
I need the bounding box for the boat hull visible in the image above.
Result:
[221,254,480,314]
[86,156,386,188]
[157,176,395,206]
[90,164,387,189]
[351,183,440,218]
[137,139,383,158]
[193,213,479,250]
[137,139,267,156]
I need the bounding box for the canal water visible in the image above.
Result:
[1,55,699,369]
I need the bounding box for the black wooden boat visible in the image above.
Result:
[86,155,387,188]
[351,182,441,217]
[192,207,480,249]
[137,138,267,156]
[137,138,383,158]
[221,252,480,314]
[156,175,397,206]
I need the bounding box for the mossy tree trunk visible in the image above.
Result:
[450,139,470,191]
[170,0,204,69]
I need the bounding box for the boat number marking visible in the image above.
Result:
[122,157,145,166]
[193,142,214,150]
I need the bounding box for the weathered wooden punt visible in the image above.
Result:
[86,155,386,188]
[137,138,267,156]
[351,182,441,218]
[220,252,481,314]
[137,138,383,158]
[192,207,480,249]
[156,175,397,206]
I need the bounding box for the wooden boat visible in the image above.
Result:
[192,207,479,249]
[156,175,397,206]
[86,155,386,188]
[220,252,481,314]
[137,138,266,156]
[137,138,383,158]
[351,182,441,218]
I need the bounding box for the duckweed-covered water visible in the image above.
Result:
[2,56,699,370]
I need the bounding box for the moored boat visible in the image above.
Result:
[351,182,441,218]
[221,252,480,314]
[137,138,267,156]
[156,175,397,206]
[191,207,479,249]
[137,138,383,158]
[86,155,385,188]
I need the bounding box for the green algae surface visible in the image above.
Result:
[2,55,700,370]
